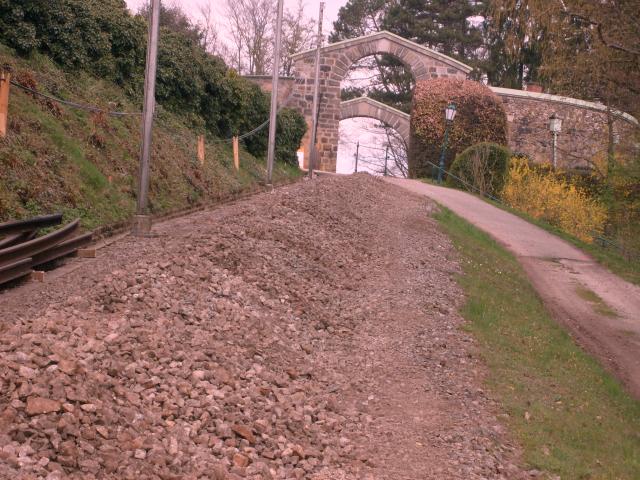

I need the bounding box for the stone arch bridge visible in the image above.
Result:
[289,31,471,171]
[340,97,410,148]
[246,31,638,174]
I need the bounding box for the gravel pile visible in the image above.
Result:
[0,175,526,479]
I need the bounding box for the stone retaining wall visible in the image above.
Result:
[493,87,638,168]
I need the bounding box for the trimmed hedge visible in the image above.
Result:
[448,143,511,196]
[409,78,508,178]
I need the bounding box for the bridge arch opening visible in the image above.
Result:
[337,117,408,177]
[340,55,415,114]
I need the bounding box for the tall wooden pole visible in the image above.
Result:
[0,65,12,138]
[197,135,205,165]
[233,136,240,170]
[384,145,389,176]
[266,0,285,186]
[308,2,324,178]
[133,0,161,235]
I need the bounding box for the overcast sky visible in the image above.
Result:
[124,0,345,37]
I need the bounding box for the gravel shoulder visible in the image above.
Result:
[386,178,640,398]
[0,175,525,479]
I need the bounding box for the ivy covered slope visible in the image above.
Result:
[0,0,306,230]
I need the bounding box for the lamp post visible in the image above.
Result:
[437,103,457,184]
[549,112,562,169]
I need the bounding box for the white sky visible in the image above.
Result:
[124,0,344,36]
[125,0,397,175]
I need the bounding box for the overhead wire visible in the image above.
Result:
[11,76,304,143]
[10,80,142,117]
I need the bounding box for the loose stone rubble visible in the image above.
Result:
[0,175,527,479]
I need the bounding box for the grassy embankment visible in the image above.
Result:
[0,44,301,232]
[435,207,640,479]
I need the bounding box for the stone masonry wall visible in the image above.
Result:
[242,76,297,105]
[494,88,638,169]
[340,97,410,147]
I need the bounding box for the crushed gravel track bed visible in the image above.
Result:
[0,175,525,479]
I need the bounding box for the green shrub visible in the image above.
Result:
[276,108,307,166]
[502,158,607,243]
[0,0,146,85]
[447,142,511,196]
[410,78,508,178]
[0,0,279,146]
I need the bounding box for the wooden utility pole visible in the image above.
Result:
[265,0,285,186]
[0,65,12,138]
[233,136,240,170]
[308,2,325,178]
[133,0,161,236]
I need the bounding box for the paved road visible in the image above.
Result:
[386,178,640,398]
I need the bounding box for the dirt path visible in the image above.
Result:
[0,175,527,479]
[386,178,640,399]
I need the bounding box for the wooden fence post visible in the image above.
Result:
[0,65,12,138]
[233,136,239,170]
[197,135,205,165]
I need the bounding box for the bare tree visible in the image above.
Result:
[342,119,408,177]
[383,126,408,178]
[281,0,316,76]
[225,0,275,74]
[198,1,219,54]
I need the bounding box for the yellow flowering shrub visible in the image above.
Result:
[501,159,608,243]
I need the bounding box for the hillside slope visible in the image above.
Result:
[0,45,300,231]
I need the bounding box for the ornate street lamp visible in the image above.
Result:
[549,112,562,169]
[437,103,457,184]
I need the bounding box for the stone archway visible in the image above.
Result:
[340,97,410,148]
[289,31,473,171]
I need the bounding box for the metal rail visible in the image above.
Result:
[0,215,94,288]
[0,214,63,236]
[31,232,92,267]
[0,258,33,285]
[0,231,36,250]
[0,219,79,267]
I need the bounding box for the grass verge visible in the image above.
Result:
[434,207,640,479]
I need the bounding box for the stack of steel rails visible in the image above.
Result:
[0,214,92,287]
